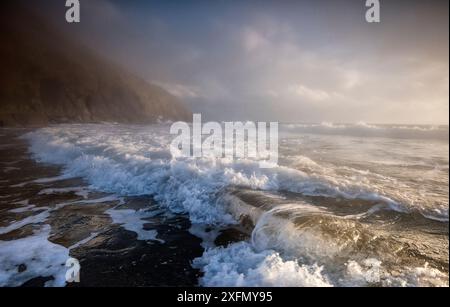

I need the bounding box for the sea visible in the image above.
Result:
[0,122,448,287]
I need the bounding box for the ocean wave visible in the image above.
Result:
[194,240,448,287]
[23,125,448,224]
[193,242,333,287]
[21,124,449,287]
[194,202,449,287]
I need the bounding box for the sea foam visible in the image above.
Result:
[24,124,443,224]
[20,124,448,287]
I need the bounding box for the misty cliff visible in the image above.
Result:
[0,3,191,127]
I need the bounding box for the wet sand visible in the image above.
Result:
[1,127,447,287]
[0,129,205,287]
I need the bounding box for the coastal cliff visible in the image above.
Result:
[0,2,191,127]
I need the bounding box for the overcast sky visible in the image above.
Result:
[34,0,449,124]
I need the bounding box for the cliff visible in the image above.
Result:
[0,2,191,127]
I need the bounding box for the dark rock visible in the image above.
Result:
[20,276,54,287]
[214,228,250,247]
[17,264,27,273]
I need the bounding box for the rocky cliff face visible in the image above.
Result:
[0,2,191,127]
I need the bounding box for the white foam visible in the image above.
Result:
[24,125,436,224]
[38,187,90,199]
[54,195,124,210]
[194,238,449,287]
[345,260,449,287]
[9,175,71,188]
[20,124,448,287]
[193,242,332,287]
[34,175,71,184]
[0,225,69,287]
[9,204,44,214]
[194,200,449,287]
[0,210,50,235]
[189,224,221,249]
[107,208,164,243]
[13,199,30,206]
[68,232,99,250]
[345,259,382,285]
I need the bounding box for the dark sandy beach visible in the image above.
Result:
[0,129,207,287]
[1,124,448,287]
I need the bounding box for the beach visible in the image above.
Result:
[0,123,448,287]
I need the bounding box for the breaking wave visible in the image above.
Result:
[195,202,448,287]
[21,124,449,287]
[23,124,448,223]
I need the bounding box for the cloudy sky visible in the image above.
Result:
[35,0,449,124]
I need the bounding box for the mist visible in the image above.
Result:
[33,0,449,124]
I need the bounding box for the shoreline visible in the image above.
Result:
[1,127,448,287]
[0,130,204,287]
